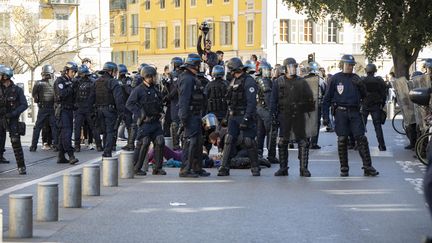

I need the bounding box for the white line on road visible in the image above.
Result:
[322,189,395,195]
[141,180,234,184]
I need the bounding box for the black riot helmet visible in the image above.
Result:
[212,65,225,79]
[138,63,149,73]
[259,62,272,78]
[283,57,298,77]
[64,62,78,72]
[41,64,55,75]
[140,66,157,79]
[183,53,201,70]
[365,63,377,74]
[409,88,431,106]
[227,57,245,73]
[118,64,128,75]
[170,57,184,72]
[341,54,356,64]
[103,62,118,72]
[78,64,91,76]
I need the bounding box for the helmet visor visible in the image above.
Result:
[262,68,271,78]
[202,113,218,130]
[286,64,297,77]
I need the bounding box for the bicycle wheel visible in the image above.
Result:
[392,110,406,135]
[415,132,431,166]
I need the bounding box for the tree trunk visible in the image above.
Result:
[30,68,35,123]
[392,55,411,79]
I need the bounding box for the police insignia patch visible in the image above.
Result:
[337,83,344,95]
[249,87,255,93]
[58,83,64,89]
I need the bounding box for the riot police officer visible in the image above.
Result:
[54,62,79,164]
[73,65,102,152]
[323,55,379,177]
[126,66,166,176]
[205,64,228,121]
[165,57,183,150]
[94,62,125,157]
[217,57,260,177]
[117,64,134,150]
[178,53,211,178]
[271,58,315,177]
[255,62,277,162]
[361,63,388,151]
[30,64,58,152]
[0,66,28,174]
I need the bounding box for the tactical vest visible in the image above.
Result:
[190,77,205,115]
[36,80,54,106]
[0,84,19,114]
[227,77,246,112]
[207,79,227,113]
[277,76,308,116]
[141,85,163,117]
[257,77,271,108]
[95,75,115,106]
[76,78,93,104]
[363,76,385,107]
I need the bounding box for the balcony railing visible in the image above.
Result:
[49,0,80,6]
[110,0,127,11]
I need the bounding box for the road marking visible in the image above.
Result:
[337,203,421,212]
[395,160,426,195]
[141,180,234,184]
[131,206,244,214]
[405,178,424,195]
[308,177,366,182]
[322,189,394,195]
[0,156,57,174]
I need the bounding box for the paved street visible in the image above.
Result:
[0,121,431,243]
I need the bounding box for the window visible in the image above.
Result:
[55,13,69,20]
[174,0,180,7]
[328,20,338,43]
[160,0,165,9]
[132,50,138,66]
[279,19,289,42]
[128,0,136,3]
[191,0,196,6]
[110,17,115,36]
[0,13,10,36]
[157,26,167,49]
[144,0,150,10]
[207,0,213,4]
[174,25,181,48]
[120,15,127,36]
[224,0,229,2]
[112,51,122,64]
[304,20,313,42]
[220,21,232,45]
[247,19,254,45]
[144,27,151,49]
[131,14,138,35]
[207,22,214,44]
[187,24,197,47]
[246,0,254,10]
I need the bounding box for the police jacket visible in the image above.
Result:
[205,78,228,119]
[256,76,272,109]
[226,72,257,119]
[270,75,314,118]
[119,75,133,102]
[32,78,54,108]
[322,72,367,120]
[126,82,163,122]
[54,74,75,109]
[0,81,28,118]
[178,68,205,123]
[74,76,95,110]
[361,74,387,108]
[95,72,125,114]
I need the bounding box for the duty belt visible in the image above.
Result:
[38,104,54,109]
[229,110,245,116]
[336,106,359,112]
[96,104,116,109]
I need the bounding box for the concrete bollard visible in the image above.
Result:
[103,157,118,187]
[37,182,58,222]
[63,173,82,208]
[8,194,33,238]
[83,164,101,196]
[119,151,134,179]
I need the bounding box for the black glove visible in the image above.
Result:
[239,118,248,130]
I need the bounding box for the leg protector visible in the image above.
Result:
[11,136,25,168]
[218,134,234,176]
[152,135,166,175]
[356,135,379,176]
[123,124,137,151]
[338,136,349,177]
[298,139,311,177]
[244,137,260,176]
[170,122,180,150]
[275,137,289,176]
[134,136,151,172]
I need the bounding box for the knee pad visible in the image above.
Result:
[244,137,255,148]
[170,122,179,130]
[298,139,308,148]
[155,135,165,146]
[337,136,348,145]
[355,135,368,145]
[10,136,20,144]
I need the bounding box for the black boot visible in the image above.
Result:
[123,125,136,151]
[338,136,349,177]
[275,138,289,176]
[405,124,417,150]
[267,125,279,164]
[67,151,79,165]
[0,154,10,164]
[218,135,234,176]
[357,135,379,176]
[299,140,311,177]
[57,150,69,164]
[74,144,80,153]
[29,145,37,152]
[245,138,260,176]
[152,136,167,175]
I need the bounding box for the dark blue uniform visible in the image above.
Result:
[94,72,125,157]
[255,76,272,156]
[0,81,28,171]
[165,70,182,149]
[178,69,208,177]
[322,72,379,176]
[54,75,76,160]
[30,78,57,150]
[126,82,165,175]
[218,72,260,176]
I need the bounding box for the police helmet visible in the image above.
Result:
[202,113,218,130]
[102,62,118,72]
[41,64,55,75]
[283,58,298,77]
[308,61,320,74]
[183,53,202,69]
[409,88,431,106]
[365,63,377,73]
[138,63,149,73]
[227,57,245,73]
[259,62,272,78]
[78,64,91,76]
[212,65,225,79]
[341,54,356,64]
[171,57,184,69]
[283,58,297,67]
[118,64,128,75]
[411,71,424,79]
[64,62,78,72]
[140,66,157,79]
[0,66,13,79]
[424,59,432,69]
[244,60,256,74]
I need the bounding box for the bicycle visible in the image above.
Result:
[414,108,432,166]
[392,110,406,135]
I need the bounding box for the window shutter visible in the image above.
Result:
[338,24,344,44]
[314,22,321,44]
[298,20,304,43]
[323,20,328,43]
[289,19,297,43]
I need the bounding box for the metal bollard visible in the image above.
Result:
[37,182,58,222]
[119,151,134,179]
[9,194,33,238]
[103,157,118,187]
[83,164,101,196]
[63,173,82,208]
